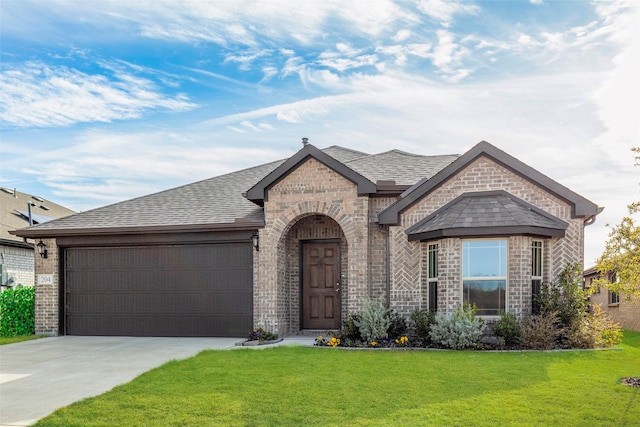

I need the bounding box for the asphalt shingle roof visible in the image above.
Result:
[345,150,458,186]
[14,145,459,236]
[1,188,75,245]
[406,190,568,240]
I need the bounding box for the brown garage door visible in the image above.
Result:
[63,243,253,337]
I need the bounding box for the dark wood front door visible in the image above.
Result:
[302,242,341,329]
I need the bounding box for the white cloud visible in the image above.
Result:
[276,110,301,123]
[224,49,272,70]
[426,30,471,79]
[0,62,195,128]
[281,56,305,77]
[393,29,412,42]
[335,42,361,56]
[530,0,543,5]
[417,0,479,27]
[260,66,278,83]
[240,120,264,131]
[376,43,433,67]
[317,55,378,72]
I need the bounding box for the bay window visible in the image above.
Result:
[462,240,507,316]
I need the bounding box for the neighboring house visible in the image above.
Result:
[13,140,601,337]
[584,268,640,331]
[1,187,75,289]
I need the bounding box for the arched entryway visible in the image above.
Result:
[283,214,348,332]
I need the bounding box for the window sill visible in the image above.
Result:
[608,303,620,308]
[477,315,502,322]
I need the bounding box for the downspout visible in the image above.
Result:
[584,207,604,226]
[378,224,391,308]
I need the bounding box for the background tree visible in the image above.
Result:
[594,147,640,300]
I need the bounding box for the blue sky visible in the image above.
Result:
[1,0,638,264]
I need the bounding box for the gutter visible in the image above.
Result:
[584,207,604,226]
[9,220,266,239]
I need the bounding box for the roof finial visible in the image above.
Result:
[301,137,309,146]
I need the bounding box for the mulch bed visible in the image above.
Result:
[620,377,640,388]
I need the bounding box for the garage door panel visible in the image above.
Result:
[67,314,252,337]
[64,243,253,337]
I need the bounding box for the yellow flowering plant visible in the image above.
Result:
[327,337,341,347]
[394,336,409,347]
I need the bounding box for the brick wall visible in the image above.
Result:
[1,245,34,287]
[253,154,586,332]
[33,238,59,335]
[390,156,584,318]
[588,280,640,331]
[368,197,397,304]
[255,158,370,335]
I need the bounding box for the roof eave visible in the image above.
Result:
[10,220,266,239]
[407,225,567,242]
[0,238,34,249]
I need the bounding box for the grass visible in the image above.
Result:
[0,334,43,345]
[37,331,640,426]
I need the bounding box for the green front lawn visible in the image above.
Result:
[37,331,640,426]
[0,334,43,346]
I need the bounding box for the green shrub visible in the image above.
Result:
[247,328,278,342]
[386,310,407,340]
[520,312,561,350]
[410,308,435,346]
[354,298,390,343]
[568,305,622,349]
[0,287,35,337]
[429,304,485,350]
[340,313,362,341]
[494,312,521,346]
[536,262,589,331]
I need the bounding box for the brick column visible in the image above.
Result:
[34,238,59,336]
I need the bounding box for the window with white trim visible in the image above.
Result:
[427,243,438,312]
[462,240,507,316]
[531,241,543,315]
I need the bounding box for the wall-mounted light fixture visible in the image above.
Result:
[36,240,48,258]
[251,232,260,252]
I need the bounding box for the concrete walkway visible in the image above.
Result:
[0,336,248,426]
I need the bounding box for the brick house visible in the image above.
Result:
[1,188,75,290]
[13,140,601,337]
[584,268,640,331]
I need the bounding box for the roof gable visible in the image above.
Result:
[378,140,601,225]
[405,190,568,241]
[245,143,376,206]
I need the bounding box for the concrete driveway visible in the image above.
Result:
[0,336,243,426]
